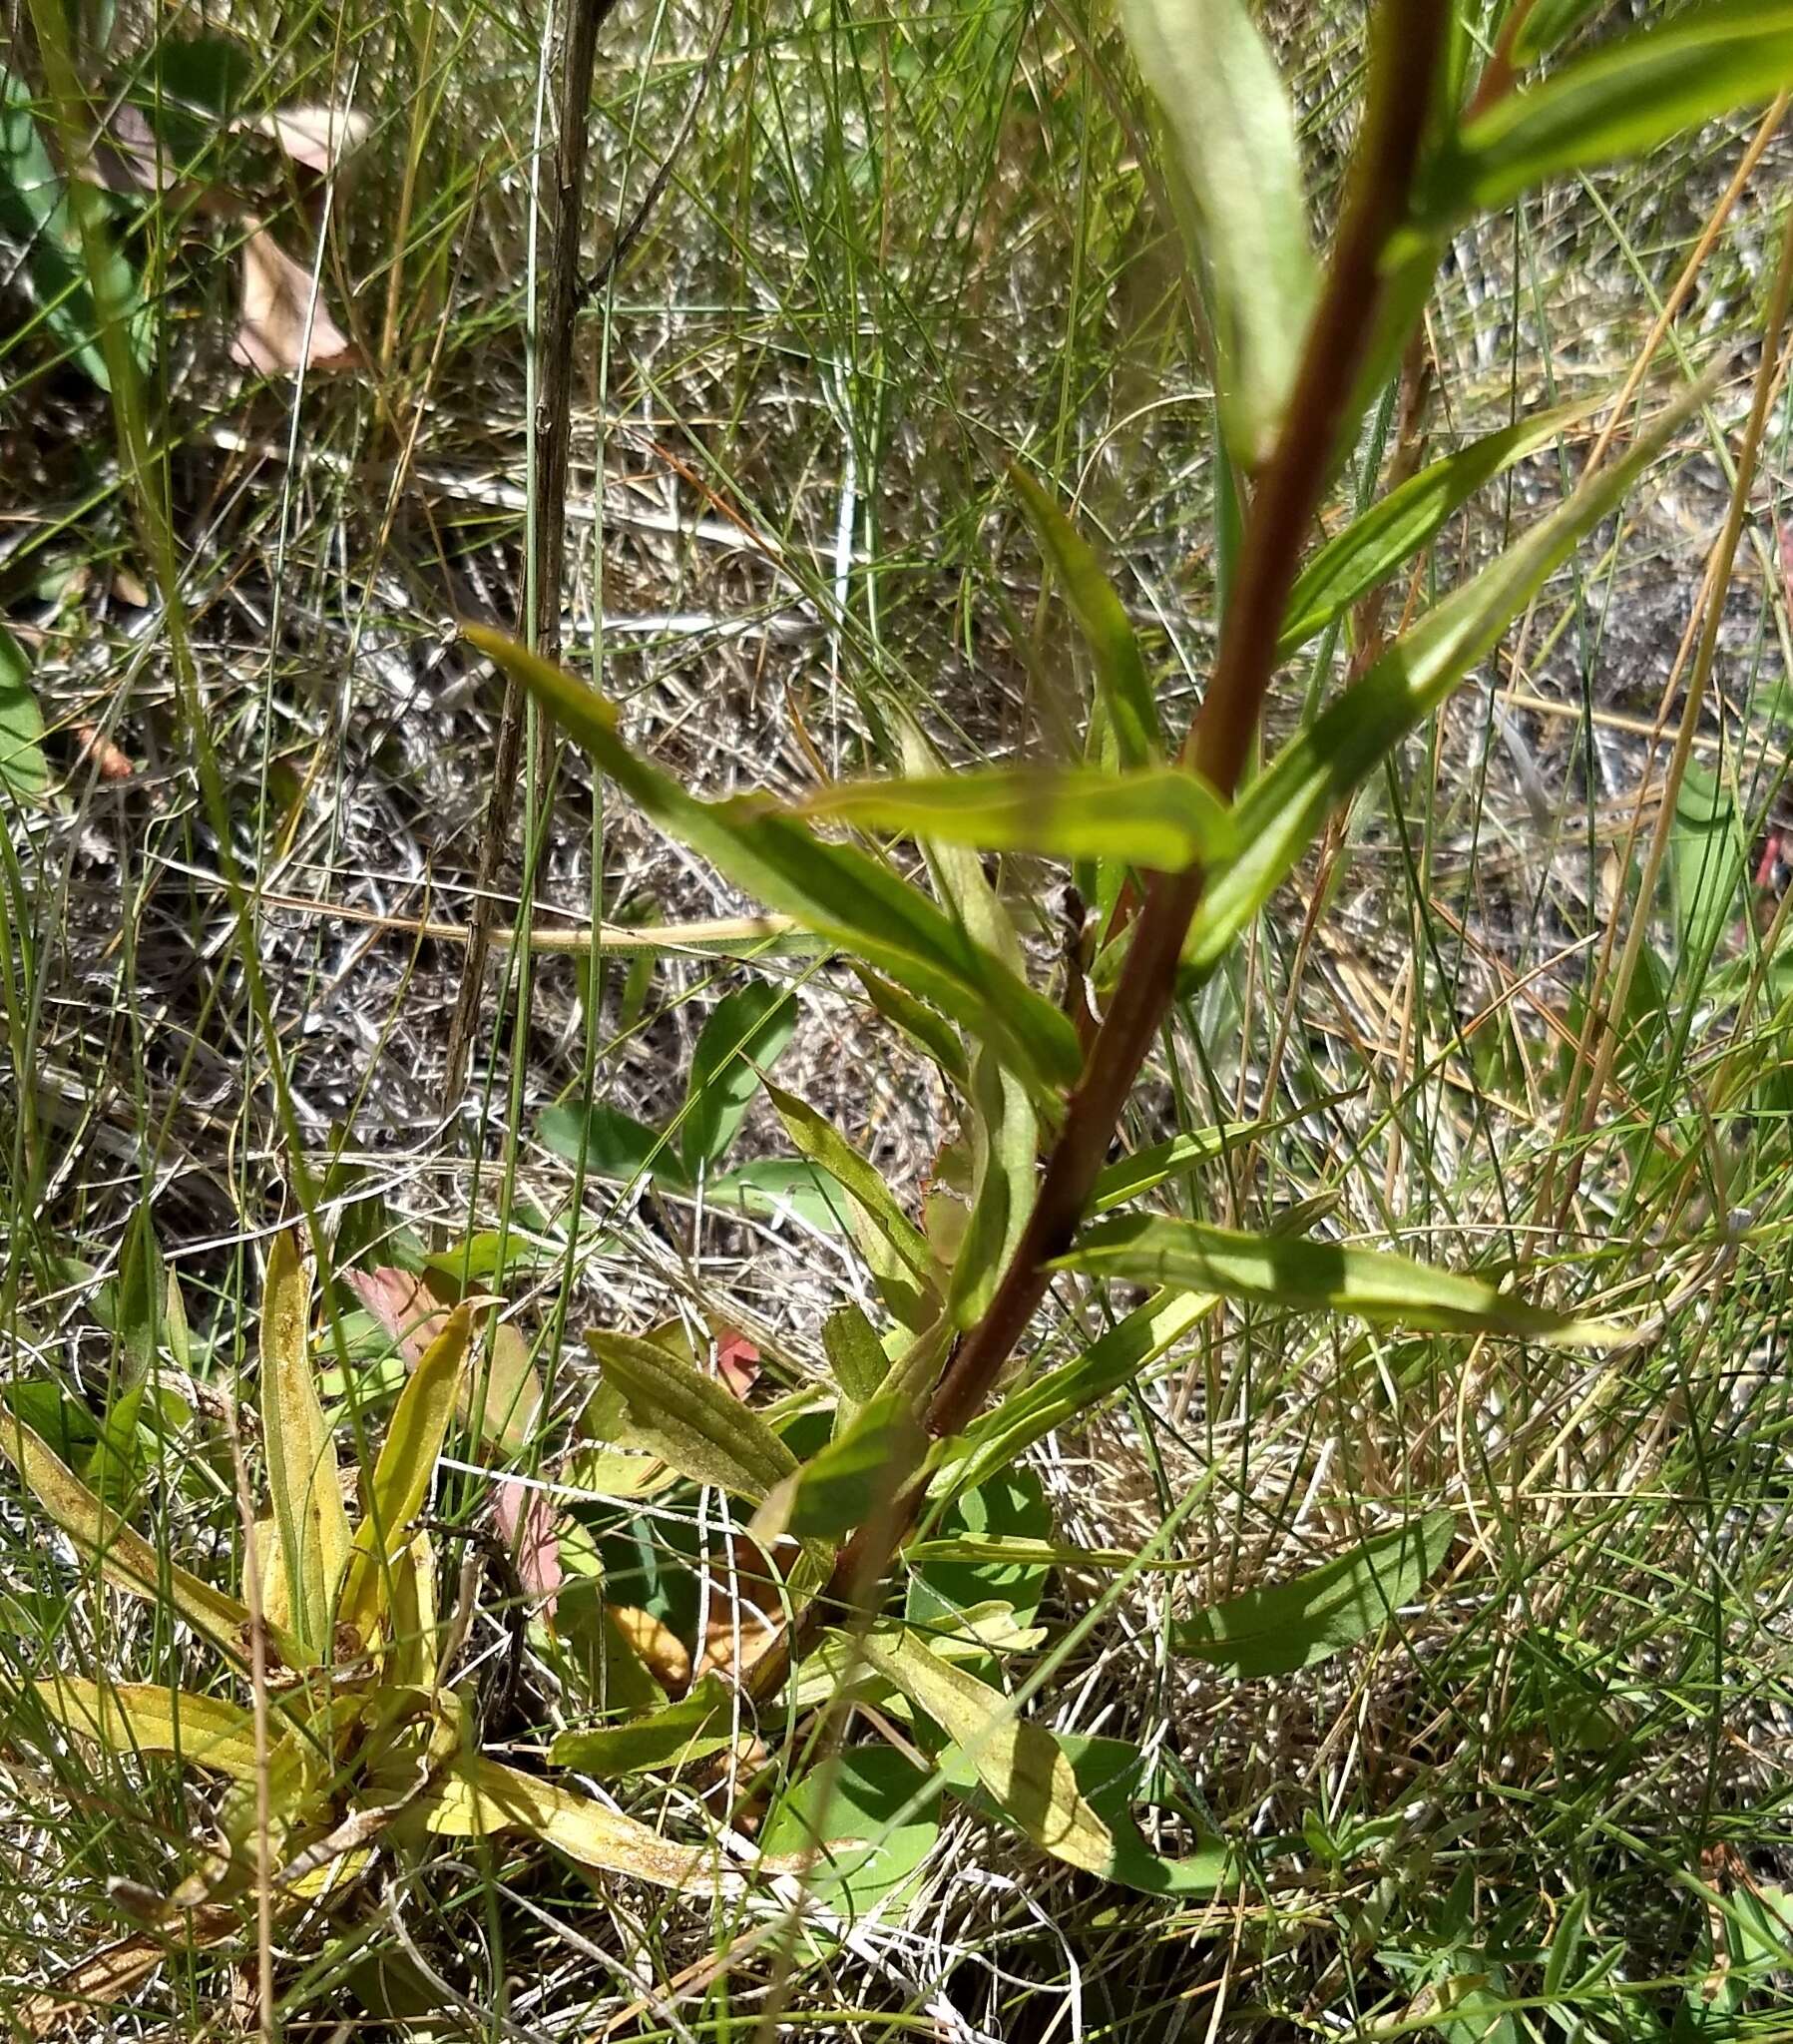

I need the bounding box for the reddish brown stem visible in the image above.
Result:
[746,0,1450,1705]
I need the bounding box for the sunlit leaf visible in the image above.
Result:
[337,1305,473,1643]
[549,1673,738,1778]
[1009,465,1161,766]
[765,1079,943,1332]
[705,1157,852,1234]
[1668,759,1745,971]
[1055,1214,1620,1345]
[1184,385,1703,976]
[425,1754,793,1891]
[948,1050,1038,1328]
[679,983,797,1174]
[1277,401,1591,659]
[587,1327,796,1501]
[850,965,971,1093]
[0,1421,260,1657]
[760,1746,942,1924]
[1173,1511,1457,1675]
[461,625,1081,1105]
[32,1676,261,1779]
[258,1231,350,1655]
[1090,1124,1257,1213]
[756,1393,918,1543]
[1121,0,1318,469]
[822,1303,889,1414]
[939,1288,1216,1502]
[858,1628,1114,1875]
[908,1468,1055,1631]
[796,763,1232,874]
[1429,3,1793,225]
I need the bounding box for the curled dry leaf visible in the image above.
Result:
[239,106,371,178]
[72,723,135,780]
[231,221,358,375]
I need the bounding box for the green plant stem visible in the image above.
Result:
[745,0,1451,1706]
[440,0,620,1119]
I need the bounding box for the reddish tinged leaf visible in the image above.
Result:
[493,1478,564,1622]
[343,1267,451,1365]
[714,1328,760,1401]
[231,223,357,376]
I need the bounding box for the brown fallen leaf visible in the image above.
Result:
[239,106,371,178]
[72,722,134,781]
[231,221,358,375]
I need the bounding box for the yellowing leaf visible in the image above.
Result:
[32,1677,261,1778]
[258,1231,350,1656]
[0,1421,260,1658]
[587,1329,795,1501]
[425,1755,789,1892]
[1054,1215,1620,1346]
[460,623,1081,1107]
[337,1304,473,1643]
[858,1629,1114,1875]
[549,1674,739,1778]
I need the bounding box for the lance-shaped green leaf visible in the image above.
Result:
[1429,2,1793,226]
[705,1157,852,1233]
[0,624,47,801]
[850,966,971,1093]
[1090,1123,1258,1214]
[258,1231,350,1656]
[1053,1214,1620,1345]
[938,1288,1216,1502]
[550,1673,739,1778]
[32,1677,261,1779]
[1278,401,1592,658]
[462,624,1080,1104]
[948,1049,1039,1329]
[1185,383,1703,976]
[765,1080,943,1332]
[1010,465,1160,766]
[858,1628,1114,1876]
[587,1327,796,1501]
[1173,1510,1457,1676]
[756,1392,919,1543]
[1509,0,1608,67]
[539,1101,691,1192]
[338,1304,474,1642]
[1121,0,1318,470]
[823,1303,890,1412]
[678,983,797,1175]
[0,1421,263,1657]
[794,763,1233,874]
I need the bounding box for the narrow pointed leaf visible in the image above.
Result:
[0,1421,260,1656]
[1010,466,1161,766]
[850,965,971,1092]
[258,1231,350,1655]
[461,625,1080,1104]
[1121,0,1318,468]
[679,984,797,1175]
[823,1303,889,1410]
[32,1677,261,1779]
[948,1049,1038,1328]
[765,1079,943,1331]
[587,1327,796,1501]
[1173,1511,1457,1676]
[338,1304,474,1642]
[705,1157,852,1233]
[1278,401,1591,658]
[0,624,48,800]
[758,1392,918,1542]
[1431,3,1793,225]
[1185,384,1703,975]
[1090,1123,1257,1214]
[1055,1214,1620,1345]
[940,1288,1216,1502]
[795,763,1233,873]
[858,1628,1114,1875]
[550,1673,738,1778]
[538,1102,691,1191]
